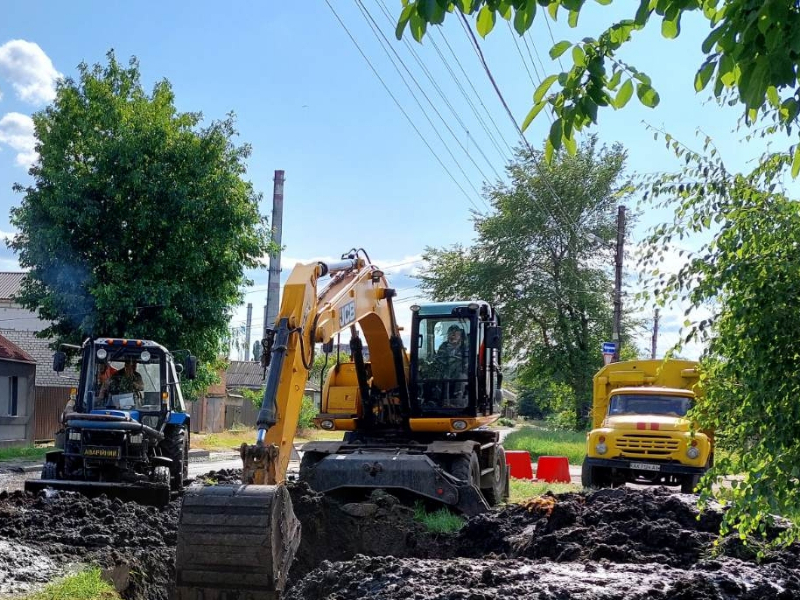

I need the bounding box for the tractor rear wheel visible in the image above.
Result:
[162,426,187,492]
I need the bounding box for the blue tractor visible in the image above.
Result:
[25,337,197,505]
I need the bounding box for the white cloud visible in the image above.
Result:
[0,112,37,166]
[0,40,61,104]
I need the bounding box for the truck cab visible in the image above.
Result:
[582,359,712,493]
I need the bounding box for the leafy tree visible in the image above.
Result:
[397,1,800,168]
[640,134,800,546]
[418,137,636,428]
[8,52,273,363]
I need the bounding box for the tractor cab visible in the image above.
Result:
[409,301,502,419]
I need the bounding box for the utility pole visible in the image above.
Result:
[244,303,253,361]
[612,205,626,362]
[651,308,660,359]
[264,170,285,340]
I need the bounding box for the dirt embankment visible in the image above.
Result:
[0,469,798,600]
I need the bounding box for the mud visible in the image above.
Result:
[0,471,798,600]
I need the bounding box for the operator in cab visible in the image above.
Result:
[99,357,144,402]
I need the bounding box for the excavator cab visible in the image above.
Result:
[410,301,502,418]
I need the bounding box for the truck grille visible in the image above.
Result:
[617,434,679,457]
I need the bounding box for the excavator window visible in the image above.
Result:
[416,317,472,410]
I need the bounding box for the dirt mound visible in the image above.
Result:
[0,475,798,600]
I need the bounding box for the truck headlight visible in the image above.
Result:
[69,431,81,441]
[130,434,143,445]
[595,442,608,455]
[687,446,700,459]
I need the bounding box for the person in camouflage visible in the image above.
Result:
[99,357,144,402]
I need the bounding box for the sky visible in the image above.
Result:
[0,1,776,361]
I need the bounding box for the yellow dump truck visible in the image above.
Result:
[581,359,712,493]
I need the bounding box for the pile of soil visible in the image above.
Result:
[0,472,798,600]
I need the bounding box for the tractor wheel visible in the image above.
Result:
[452,451,481,488]
[162,426,188,492]
[153,465,171,487]
[41,462,58,480]
[482,447,508,507]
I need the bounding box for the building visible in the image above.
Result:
[0,334,37,448]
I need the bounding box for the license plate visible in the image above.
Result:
[629,461,660,471]
[83,446,121,460]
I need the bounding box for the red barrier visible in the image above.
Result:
[505,450,534,479]
[535,456,571,483]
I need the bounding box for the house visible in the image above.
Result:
[0,273,46,332]
[0,334,37,448]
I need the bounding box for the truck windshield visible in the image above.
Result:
[608,394,692,417]
[416,317,471,410]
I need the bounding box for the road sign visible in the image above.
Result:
[602,341,617,354]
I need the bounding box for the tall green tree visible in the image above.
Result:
[641,135,800,546]
[8,53,273,363]
[419,137,634,428]
[397,1,800,168]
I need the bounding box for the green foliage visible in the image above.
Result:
[22,567,120,600]
[0,445,50,462]
[640,131,800,546]
[502,426,586,465]
[308,350,352,387]
[297,395,318,431]
[8,52,274,363]
[497,417,516,427]
[181,359,225,403]
[418,138,636,428]
[413,502,465,533]
[397,1,800,161]
[508,478,580,503]
[516,381,577,428]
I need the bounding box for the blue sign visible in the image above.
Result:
[602,341,617,354]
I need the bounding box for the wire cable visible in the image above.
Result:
[324,0,481,209]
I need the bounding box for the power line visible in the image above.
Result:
[323,0,480,209]
[352,0,491,210]
[374,0,503,182]
[435,27,515,157]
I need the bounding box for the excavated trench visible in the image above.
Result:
[0,468,799,599]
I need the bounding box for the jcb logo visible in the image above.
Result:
[339,301,356,328]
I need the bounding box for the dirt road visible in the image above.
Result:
[1,466,798,599]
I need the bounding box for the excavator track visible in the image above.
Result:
[174,484,300,600]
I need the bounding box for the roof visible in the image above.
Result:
[226,360,264,389]
[0,272,24,301]
[0,334,35,364]
[0,329,80,386]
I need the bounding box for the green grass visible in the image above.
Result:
[503,426,586,465]
[413,502,465,534]
[0,445,50,462]
[21,568,120,600]
[508,477,582,503]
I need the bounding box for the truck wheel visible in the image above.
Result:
[482,447,508,506]
[41,462,58,480]
[153,465,171,487]
[581,459,610,489]
[452,451,481,487]
[162,427,187,492]
[680,474,700,494]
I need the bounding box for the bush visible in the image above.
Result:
[297,395,317,431]
[497,417,515,427]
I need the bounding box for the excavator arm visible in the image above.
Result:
[175,250,407,600]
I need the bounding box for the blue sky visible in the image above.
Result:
[0,2,774,360]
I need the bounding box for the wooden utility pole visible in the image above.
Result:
[264,170,285,340]
[651,308,660,359]
[612,205,626,362]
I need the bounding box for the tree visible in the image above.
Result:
[640,134,800,546]
[397,1,800,169]
[418,137,635,428]
[8,52,273,363]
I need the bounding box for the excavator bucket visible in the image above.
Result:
[174,484,301,600]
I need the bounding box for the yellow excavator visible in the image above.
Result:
[174,249,507,599]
